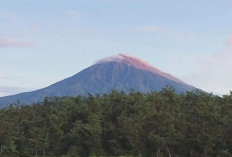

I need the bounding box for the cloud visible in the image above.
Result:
[0,86,34,97]
[0,71,8,79]
[4,13,17,22]
[79,28,96,34]
[182,48,232,95]
[133,26,173,33]
[67,10,82,18]
[132,25,195,38]
[226,37,232,45]
[31,25,41,31]
[0,71,26,80]
[0,38,37,48]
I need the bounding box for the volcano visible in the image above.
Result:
[0,54,197,108]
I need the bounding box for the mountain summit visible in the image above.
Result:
[0,54,197,108]
[97,54,185,84]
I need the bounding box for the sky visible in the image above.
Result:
[0,0,232,96]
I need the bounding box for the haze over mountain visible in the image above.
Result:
[0,54,197,108]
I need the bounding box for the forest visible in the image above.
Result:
[0,88,232,157]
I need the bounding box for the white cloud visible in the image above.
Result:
[182,48,232,95]
[67,10,82,18]
[133,26,174,33]
[31,25,41,31]
[0,37,37,48]
[0,86,34,97]
[79,28,96,34]
[132,25,196,38]
[4,13,17,22]
[226,37,232,45]
[0,71,9,79]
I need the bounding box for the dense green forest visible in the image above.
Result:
[0,88,232,157]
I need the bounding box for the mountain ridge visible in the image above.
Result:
[0,54,198,108]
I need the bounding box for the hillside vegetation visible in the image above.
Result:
[0,88,232,157]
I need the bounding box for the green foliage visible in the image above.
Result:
[0,88,232,157]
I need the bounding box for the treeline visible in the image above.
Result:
[0,88,232,157]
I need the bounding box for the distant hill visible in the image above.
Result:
[0,54,198,108]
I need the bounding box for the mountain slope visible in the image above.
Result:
[0,54,197,108]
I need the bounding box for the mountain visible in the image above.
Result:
[0,54,197,108]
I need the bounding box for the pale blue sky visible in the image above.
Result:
[0,0,232,96]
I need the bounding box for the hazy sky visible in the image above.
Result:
[1,0,232,96]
